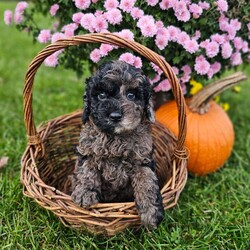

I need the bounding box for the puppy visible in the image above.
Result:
[71,60,164,229]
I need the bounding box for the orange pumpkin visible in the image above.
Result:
[156,99,234,175]
[155,72,246,176]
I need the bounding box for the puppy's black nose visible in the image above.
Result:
[109,112,122,122]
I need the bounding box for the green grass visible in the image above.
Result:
[1,2,250,249]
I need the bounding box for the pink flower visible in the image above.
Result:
[226,25,237,40]
[119,0,136,13]
[4,10,12,25]
[159,0,171,10]
[99,43,113,56]
[173,0,187,14]
[62,23,78,37]
[221,42,233,59]
[44,54,58,67]
[242,41,249,53]
[137,15,157,37]
[93,15,108,32]
[155,21,164,29]
[184,39,199,54]
[211,34,225,44]
[119,52,135,65]
[233,37,243,51]
[104,0,119,10]
[194,55,210,75]
[80,13,95,32]
[14,11,23,24]
[198,1,210,10]
[15,1,29,13]
[174,9,191,22]
[133,56,143,68]
[151,62,163,75]
[157,27,169,37]
[155,35,169,50]
[210,62,221,74]
[95,10,104,17]
[140,23,157,37]
[230,19,241,31]
[51,32,65,43]
[146,0,159,6]
[207,62,221,79]
[173,1,191,22]
[216,0,228,12]
[207,69,214,79]
[74,0,91,10]
[37,29,51,43]
[180,73,191,84]
[154,79,171,92]
[167,26,180,42]
[172,66,179,75]
[200,39,210,48]
[130,7,144,20]
[205,41,219,58]
[169,0,179,8]
[177,31,189,45]
[189,3,202,19]
[182,65,192,75]
[181,83,187,95]
[72,12,84,24]
[149,74,161,85]
[105,9,122,25]
[44,51,62,67]
[90,48,101,63]
[193,30,201,40]
[219,15,229,31]
[137,15,154,28]
[118,29,134,41]
[50,4,59,16]
[231,52,242,66]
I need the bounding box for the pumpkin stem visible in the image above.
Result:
[189,72,247,114]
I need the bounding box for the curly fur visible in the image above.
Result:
[71,60,164,229]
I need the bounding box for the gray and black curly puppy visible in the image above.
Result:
[71,60,164,229]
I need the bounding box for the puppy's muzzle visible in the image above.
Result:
[109,111,122,122]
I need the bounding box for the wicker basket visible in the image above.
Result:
[21,33,188,236]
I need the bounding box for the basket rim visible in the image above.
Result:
[23,32,187,159]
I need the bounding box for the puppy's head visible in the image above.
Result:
[83,60,154,134]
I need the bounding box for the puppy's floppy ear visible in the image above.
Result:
[142,76,155,123]
[82,77,92,124]
[82,62,112,123]
[146,99,155,123]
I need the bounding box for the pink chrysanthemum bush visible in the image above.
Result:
[4,0,250,95]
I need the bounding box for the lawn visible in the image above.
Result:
[0,2,250,249]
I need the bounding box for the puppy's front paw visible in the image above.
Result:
[71,188,100,207]
[140,204,165,229]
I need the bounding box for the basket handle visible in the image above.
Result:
[23,33,187,158]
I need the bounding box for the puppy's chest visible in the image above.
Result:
[79,126,153,160]
[99,157,133,183]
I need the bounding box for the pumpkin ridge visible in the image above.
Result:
[187,109,199,173]
[214,106,234,167]
[207,107,222,173]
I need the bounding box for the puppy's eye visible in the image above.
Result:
[127,92,136,101]
[98,92,107,101]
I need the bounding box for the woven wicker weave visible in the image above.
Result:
[21,33,188,236]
